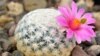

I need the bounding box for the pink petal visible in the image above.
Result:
[56,15,68,27]
[87,28,96,38]
[76,8,85,18]
[71,1,78,15]
[81,24,95,29]
[66,29,73,39]
[86,17,95,24]
[81,29,92,41]
[83,13,92,17]
[82,13,95,24]
[81,25,96,37]
[58,6,74,19]
[74,32,82,44]
[58,7,70,18]
[75,29,92,44]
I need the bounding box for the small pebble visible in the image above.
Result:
[71,45,89,56]
[0,27,8,39]
[86,45,100,56]
[0,46,3,56]
[0,15,14,27]
[2,52,12,56]
[0,38,11,51]
[9,24,16,36]
[12,50,24,56]
[95,31,100,45]
[4,21,15,30]
[0,28,12,51]
[7,1,24,16]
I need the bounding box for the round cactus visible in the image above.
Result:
[15,9,75,56]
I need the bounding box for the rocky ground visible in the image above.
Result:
[0,0,100,56]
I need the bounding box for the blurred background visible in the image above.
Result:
[0,0,100,56]
[0,0,100,32]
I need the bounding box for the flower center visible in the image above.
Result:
[69,19,80,30]
[69,18,87,30]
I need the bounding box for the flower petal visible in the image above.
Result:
[81,24,95,29]
[58,6,70,18]
[76,8,85,18]
[74,32,82,44]
[75,29,92,44]
[66,29,73,39]
[71,1,78,15]
[56,15,68,27]
[81,25,96,37]
[87,28,96,38]
[58,5,74,19]
[82,13,95,24]
[86,17,95,24]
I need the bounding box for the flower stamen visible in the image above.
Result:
[81,18,87,24]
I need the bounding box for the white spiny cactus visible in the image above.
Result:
[15,9,75,56]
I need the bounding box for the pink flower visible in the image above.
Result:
[56,1,96,44]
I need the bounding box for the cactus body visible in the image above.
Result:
[15,9,74,56]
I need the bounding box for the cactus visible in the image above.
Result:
[15,9,75,56]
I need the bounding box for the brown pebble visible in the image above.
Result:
[0,15,14,27]
[9,36,17,47]
[7,1,24,16]
[9,24,16,36]
[2,52,12,56]
[71,45,89,56]
[12,50,24,56]
[4,21,15,30]
[87,45,100,56]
